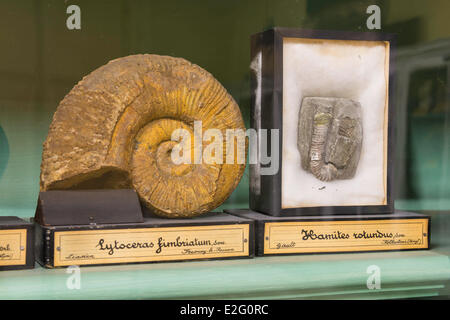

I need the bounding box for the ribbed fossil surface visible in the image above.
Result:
[298,97,362,182]
[40,54,246,218]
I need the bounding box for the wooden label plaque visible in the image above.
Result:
[53,224,249,267]
[0,229,27,266]
[264,219,429,254]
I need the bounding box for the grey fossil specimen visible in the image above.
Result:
[298,97,362,182]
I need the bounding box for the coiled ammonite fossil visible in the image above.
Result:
[40,54,246,218]
[298,97,362,182]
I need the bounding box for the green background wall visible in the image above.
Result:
[0,0,449,217]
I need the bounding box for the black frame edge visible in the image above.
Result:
[250,28,396,217]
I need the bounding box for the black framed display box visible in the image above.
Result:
[0,216,34,270]
[35,190,254,268]
[250,28,396,216]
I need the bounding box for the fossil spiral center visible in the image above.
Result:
[40,55,246,218]
[156,141,193,177]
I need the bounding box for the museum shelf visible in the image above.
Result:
[0,211,448,300]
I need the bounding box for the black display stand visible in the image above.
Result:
[0,216,34,270]
[35,189,144,226]
[35,190,254,268]
[226,209,430,256]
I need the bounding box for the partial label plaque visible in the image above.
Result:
[264,219,429,254]
[54,224,249,266]
[0,229,27,266]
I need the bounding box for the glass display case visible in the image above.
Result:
[0,0,448,301]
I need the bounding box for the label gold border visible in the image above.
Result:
[54,224,250,267]
[264,219,428,254]
[0,229,27,266]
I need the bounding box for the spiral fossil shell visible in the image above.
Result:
[40,54,246,218]
[298,97,362,182]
